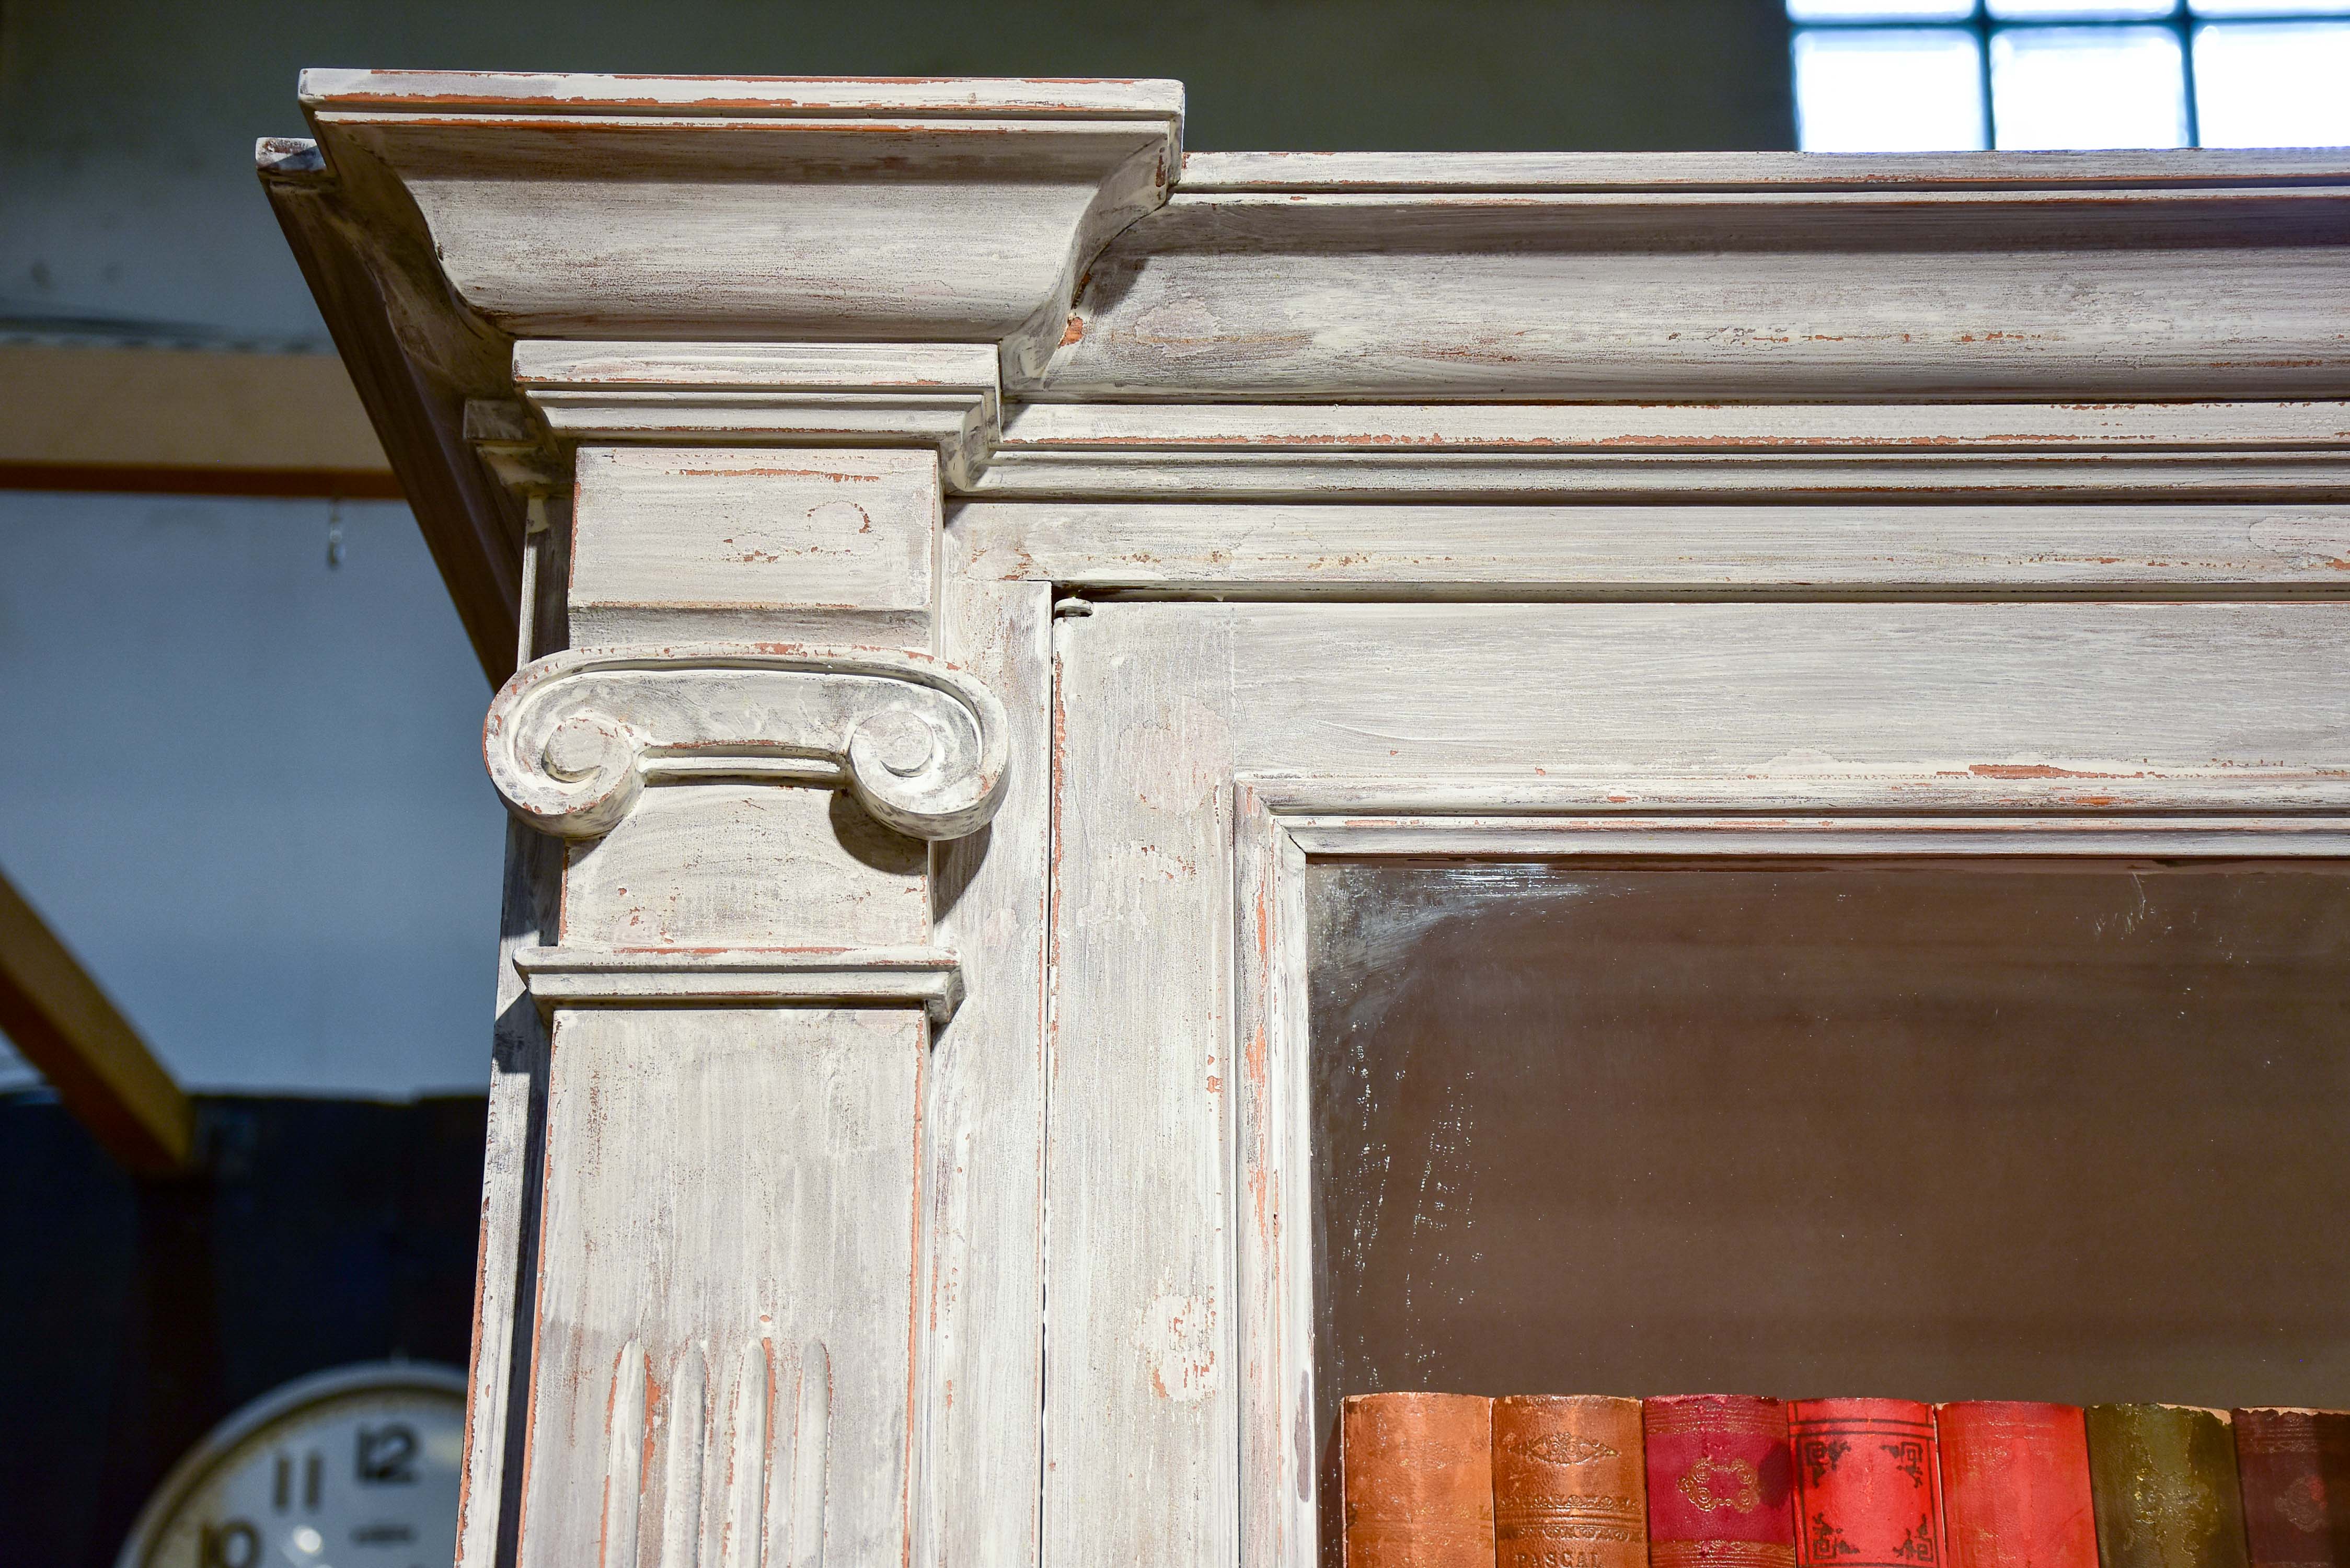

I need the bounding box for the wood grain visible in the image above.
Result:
[952,501,2350,597]
[1042,188,2350,401]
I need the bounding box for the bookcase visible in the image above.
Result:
[267,73,2350,1568]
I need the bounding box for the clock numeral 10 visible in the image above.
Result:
[198,1520,260,1568]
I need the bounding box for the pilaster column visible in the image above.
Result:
[270,72,1182,1568]
[483,345,1003,1568]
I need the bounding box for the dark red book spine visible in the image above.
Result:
[1646,1395,1797,1568]
[2235,1408,2350,1568]
[1934,1402,2095,1568]
[1790,1399,1944,1568]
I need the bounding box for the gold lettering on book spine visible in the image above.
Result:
[1653,1541,1799,1568]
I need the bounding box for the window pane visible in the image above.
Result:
[1794,27,1990,149]
[1990,24,2190,146]
[2195,20,2350,143]
[2191,0,2350,16]
[1790,0,1978,19]
[1988,0,2178,17]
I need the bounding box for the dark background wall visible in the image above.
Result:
[0,1092,485,1567]
[2,0,1796,345]
[0,5,1793,1565]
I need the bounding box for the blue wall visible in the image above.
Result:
[0,493,503,1093]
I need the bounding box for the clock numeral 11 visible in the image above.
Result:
[270,1450,323,1511]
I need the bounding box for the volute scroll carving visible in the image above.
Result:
[485,643,1009,841]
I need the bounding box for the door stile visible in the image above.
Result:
[1043,606,1245,1568]
[1235,788,1319,1568]
[928,567,1057,1568]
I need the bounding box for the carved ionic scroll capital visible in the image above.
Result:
[484,643,1008,841]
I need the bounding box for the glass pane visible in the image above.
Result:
[1989,0,2178,16]
[1793,27,1990,149]
[1990,24,2190,145]
[1308,859,2350,1516]
[1790,0,1978,20]
[2192,0,2350,16]
[2195,20,2350,144]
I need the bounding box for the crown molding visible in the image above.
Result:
[262,75,2350,686]
[485,644,1010,841]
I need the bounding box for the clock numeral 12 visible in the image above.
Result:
[357,1422,418,1484]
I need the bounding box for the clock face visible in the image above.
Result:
[121,1365,467,1568]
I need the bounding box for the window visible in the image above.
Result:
[1790,0,2350,150]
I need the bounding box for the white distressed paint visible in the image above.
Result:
[264,71,2350,1568]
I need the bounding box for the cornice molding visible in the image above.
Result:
[512,342,1001,488]
[513,944,965,1023]
[295,70,1183,386]
[485,644,1009,841]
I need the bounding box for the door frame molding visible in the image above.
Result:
[1231,775,2350,1568]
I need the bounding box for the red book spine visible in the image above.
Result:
[1646,1395,1797,1568]
[1935,1402,2095,1568]
[1790,1399,1945,1568]
[2233,1408,2350,1568]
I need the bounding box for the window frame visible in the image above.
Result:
[1790,0,2350,149]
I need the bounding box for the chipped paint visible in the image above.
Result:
[1134,1293,1219,1405]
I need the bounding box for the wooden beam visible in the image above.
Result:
[0,868,194,1174]
[0,343,396,498]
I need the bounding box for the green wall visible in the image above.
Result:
[0,0,1795,344]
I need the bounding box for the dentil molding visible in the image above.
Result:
[484,644,1010,841]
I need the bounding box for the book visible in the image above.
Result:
[2085,1403,2250,1568]
[1790,1398,1944,1568]
[1646,1394,1798,1568]
[1935,1401,2096,1568]
[1493,1394,1647,1568]
[1343,1392,1495,1568]
[2233,1409,2350,1568]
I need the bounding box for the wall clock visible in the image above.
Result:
[116,1362,466,1568]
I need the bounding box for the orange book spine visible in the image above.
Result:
[1493,1396,1648,1568]
[1344,1393,1496,1568]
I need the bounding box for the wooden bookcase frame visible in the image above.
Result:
[260,69,2350,1568]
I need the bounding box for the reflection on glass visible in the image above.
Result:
[1308,859,2350,1504]
[1790,0,1978,18]
[1795,27,1990,149]
[1991,24,2190,145]
[1988,0,2179,16]
[2195,21,2350,144]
